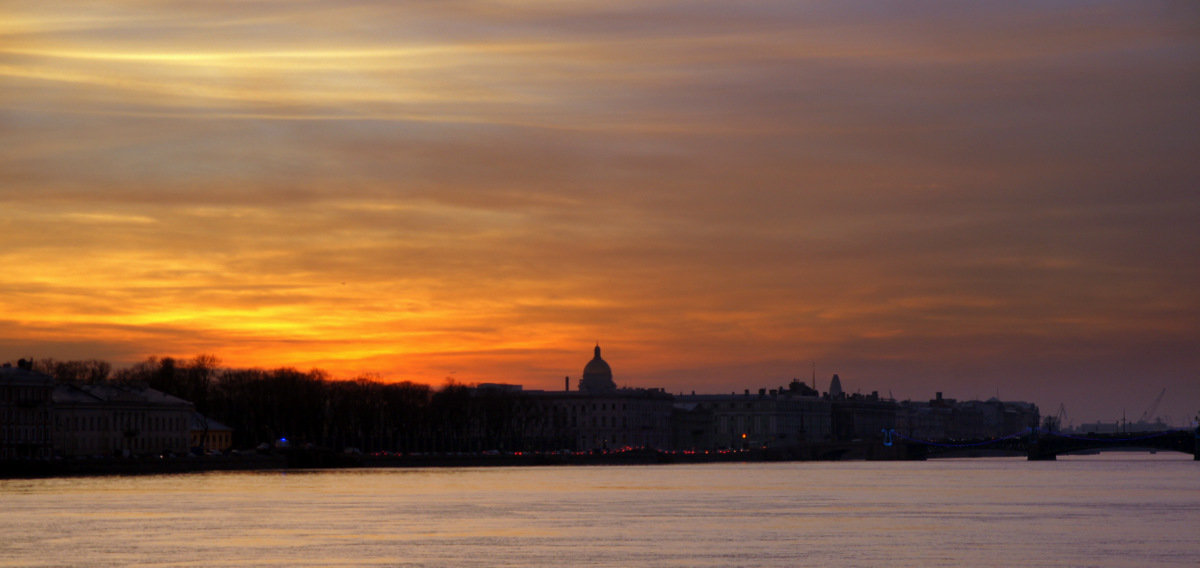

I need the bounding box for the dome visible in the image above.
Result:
[578,345,616,393]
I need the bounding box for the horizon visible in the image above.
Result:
[2,2,1197,427]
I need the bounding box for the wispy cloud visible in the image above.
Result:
[1,1,1197,422]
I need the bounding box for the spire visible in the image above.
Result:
[594,344,602,359]
[829,374,843,398]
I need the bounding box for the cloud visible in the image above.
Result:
[2,1,1198,423]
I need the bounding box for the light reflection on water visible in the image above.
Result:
[1,453,1197,567]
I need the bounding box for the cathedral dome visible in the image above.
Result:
[579,345,616,393]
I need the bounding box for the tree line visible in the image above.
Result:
[26,355,561,454]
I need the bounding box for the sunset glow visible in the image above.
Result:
[2,1,1197,424]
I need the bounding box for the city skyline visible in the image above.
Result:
[2,1,1197,425]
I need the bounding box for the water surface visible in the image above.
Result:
[2,453,1196,567]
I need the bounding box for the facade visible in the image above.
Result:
[1072,419,1170,434]
[895,396,954,440]
[675,380,832,450]
[190,413,234,453]
[52,384,109,457]
[671,402,715,450]
[525,346,673,451]
[825,374,897,442]
[530,390,674,451]
[53,383,194,457]
[895,393,1040,440]
[0,362,55,459]
[829,394,897,441]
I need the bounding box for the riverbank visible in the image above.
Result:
[0,453,287,478]
[1,440,917,478]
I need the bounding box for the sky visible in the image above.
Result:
[2,1,1198,426]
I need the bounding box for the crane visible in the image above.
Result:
[1137,388,1166,424]
[1044,403,1069,432]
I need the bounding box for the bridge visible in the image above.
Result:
[887,427,1200,461]
[1025,429,1198,461]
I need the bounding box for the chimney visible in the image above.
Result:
[564,376,570,392]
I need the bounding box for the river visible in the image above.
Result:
[1,452,1196,567]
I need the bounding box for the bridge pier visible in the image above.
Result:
[1026,427,1054,461]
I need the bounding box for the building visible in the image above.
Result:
[532,390,674,451]
[578,344,617,393]
[191,413,234,453]
[0,361,55,459]
[53,383,194,457]
[526,345,674,451]
[895,393,955,440]
[829,395,897,441]
[895,393,1040,440]
[675,379,832,450]
[52,383,110,458]
[826,375,898,441]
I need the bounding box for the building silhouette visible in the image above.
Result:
[4,350,1044,459]
[53,383,194,457]
[524,345,672,451]
[828,374,844,398]
[895,392,1039,440]
[675,380,831,450]
[0,361,55,459]
[578,344,617,393]
[190,413,234,453]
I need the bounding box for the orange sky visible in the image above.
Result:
[2,1,1198,425]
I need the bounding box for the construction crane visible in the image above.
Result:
[1137,388,1166,424]
[1044,403,1069,432]
[1055,403,1069,430]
